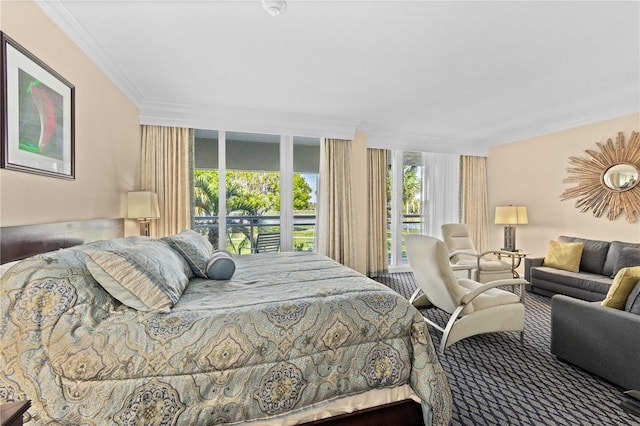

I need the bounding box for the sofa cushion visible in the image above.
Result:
[558,236,610,274]
[601,267,640,309]
[610,247,640,278]
[625,280,640,314]
[543,240,584,273]
[530,266,613,295]
[602,241,640,277]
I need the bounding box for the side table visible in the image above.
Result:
[1,401,31,426]
[496,250,529,278]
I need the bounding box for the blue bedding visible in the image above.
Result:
[0,237,451,425]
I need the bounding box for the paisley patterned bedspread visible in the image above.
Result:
[0,238,451,425]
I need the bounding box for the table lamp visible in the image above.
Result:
[495,205,528,251]
[128,191,160,236]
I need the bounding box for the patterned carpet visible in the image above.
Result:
[374,272,640,426]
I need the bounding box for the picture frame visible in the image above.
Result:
[1,32,75,179]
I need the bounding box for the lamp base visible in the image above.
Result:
[502,225,517,251]
[139,220,151,237]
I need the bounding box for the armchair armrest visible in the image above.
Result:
[449,250,479,259]
[460,278,528,305]
[449,250,481,269]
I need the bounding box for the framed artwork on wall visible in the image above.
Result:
[1,32,75,179]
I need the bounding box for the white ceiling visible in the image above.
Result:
[37,1,640,155]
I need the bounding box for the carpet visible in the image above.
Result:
[374,272,639,426]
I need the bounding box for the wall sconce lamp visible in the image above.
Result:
[128,191,160,236]
[495,205,528,252]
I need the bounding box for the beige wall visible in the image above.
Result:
[488,112,640,261]
[0,1,140,233]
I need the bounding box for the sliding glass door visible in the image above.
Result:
[387,149,460,271]
[194,129,319,253]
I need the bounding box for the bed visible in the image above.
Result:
[0,219,451,425]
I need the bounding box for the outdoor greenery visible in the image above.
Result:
[194,170,313,216]
[386,164,422,216]
[195,164,422,258]
[194,170,315,253]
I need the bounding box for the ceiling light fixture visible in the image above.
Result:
[262,0,287,16]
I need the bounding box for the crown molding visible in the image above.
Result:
[490,105,640,149]
[363,126,492,156]
[139,100,359,140]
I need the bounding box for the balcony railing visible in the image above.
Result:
[194,215,316,253]
[195,213,421,262]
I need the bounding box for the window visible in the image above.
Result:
[193,130,220,248]
[193,130,319,254]
[293,137,320,252]
[387,150,460,271]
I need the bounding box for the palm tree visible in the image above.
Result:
[194,173,218,216]
[403,165,421,214]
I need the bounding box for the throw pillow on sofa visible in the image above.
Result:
[558,236,610,274]
[601,266,640,309]
[625,279,640,314]
[543,240,584,273]
[610,247,640,278]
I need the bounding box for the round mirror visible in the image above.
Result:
[602,163,639,191]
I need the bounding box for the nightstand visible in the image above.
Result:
[0,401,31,426]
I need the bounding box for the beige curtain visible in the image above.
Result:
[317,138,357,269]
[460,155,489,252]
[367,148,388,276]
[140,125,193,238]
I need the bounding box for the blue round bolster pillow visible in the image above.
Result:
[206,250,236,280]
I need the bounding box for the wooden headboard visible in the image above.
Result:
[0,218,124,264]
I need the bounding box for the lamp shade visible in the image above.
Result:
[128,191,160,220]
[495,205,528,225]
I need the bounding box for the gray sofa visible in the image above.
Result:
[551,289,640,390]
[524,236,640,301]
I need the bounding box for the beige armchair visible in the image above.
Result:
[441,223,513,283]
[405,234,526,354]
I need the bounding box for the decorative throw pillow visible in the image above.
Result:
[542,240,584,273]
[601,266,640,309]
[86,241,191,312]
[163,229,214,278]
[558,236,610,275]
[610,247,640,278]
[625,279,640,314]
[206,250,236,280]
[602,241,640,277]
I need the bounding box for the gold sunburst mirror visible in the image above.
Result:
[560,131,640,223]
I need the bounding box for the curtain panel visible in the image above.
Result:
[141,125,193,238]
[423,152,460,240]
[460,155,489,253]
[367,148,388,276]
[317,138,357,270]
